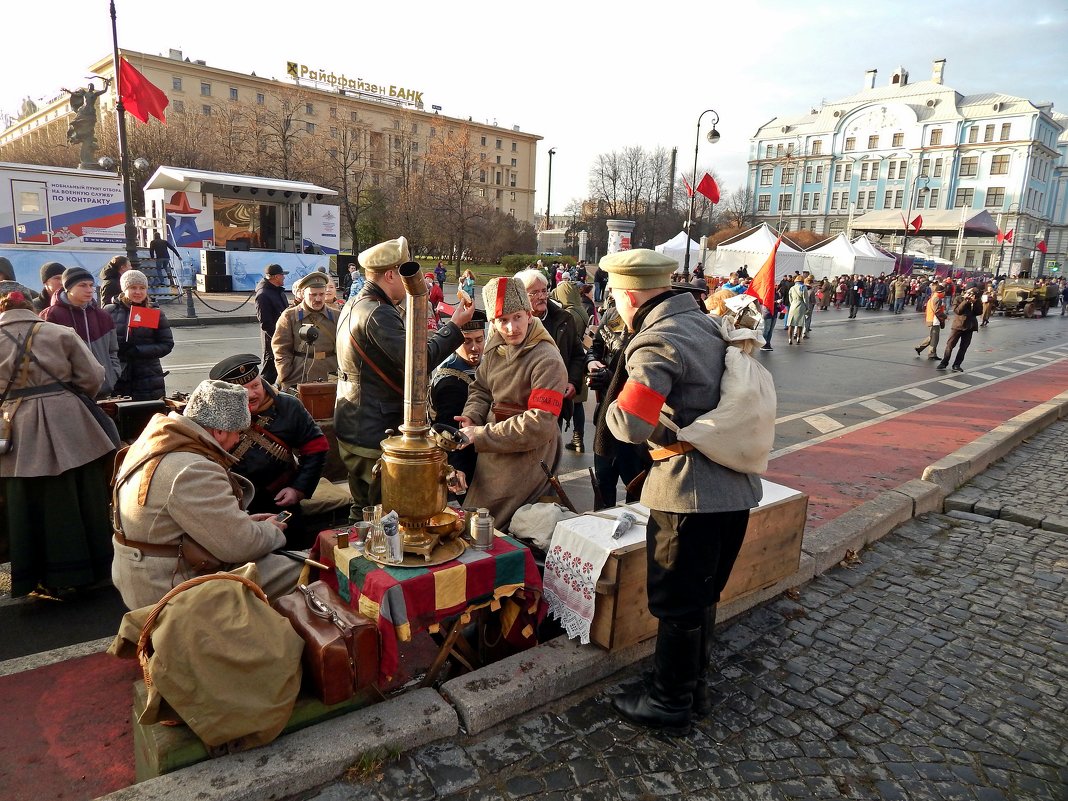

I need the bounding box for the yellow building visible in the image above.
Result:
[1,48,541,226]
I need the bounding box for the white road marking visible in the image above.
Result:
[804,414,844,433]
[1016,361,1039,367]
[940,379,971,389]
[1029,354,1055,361]
[860,399,896,414]
[969,372,997,380]
[985,365,1015,373]
[841,334,884,341]
[903,388,937,400]
[164,363,220,372]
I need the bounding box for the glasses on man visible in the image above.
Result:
[527,289,548,298]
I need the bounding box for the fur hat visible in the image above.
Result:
[62,266,95,291]
[482,276,530,319]
[600,249,677,290]
[40,261,66,284]
[120,269,149,290]
[359,236,409,270]
[184,379,251,433]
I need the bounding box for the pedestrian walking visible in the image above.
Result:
[786,276,809,344]
[847,278,863,318]
[937,285,982,372]
[914,282,946,359]
[254,264,288,385]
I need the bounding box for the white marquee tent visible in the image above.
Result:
[851,236,899,274]
[655,230,703,267]
[805,233,896,276]
[711,224,834,281]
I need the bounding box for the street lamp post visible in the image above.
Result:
[998,202,1022,277]
[900,171,930,273]
[684,109,720,281]
[546,147,556,231]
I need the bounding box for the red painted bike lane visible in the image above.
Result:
[765,359,1068,527]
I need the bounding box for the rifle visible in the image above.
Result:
[589,467,607,511]
[540,460,578,514]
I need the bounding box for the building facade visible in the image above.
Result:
[747,60,1067,274]
[1,49,541,228]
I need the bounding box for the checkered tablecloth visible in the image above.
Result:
[314,530,544,682]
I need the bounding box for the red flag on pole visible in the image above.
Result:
[119,57,169,124]
[1037,240,1047,254]
[127,306,161,329]
[696,173,720,204]
[910,215,922,233]
[996,229,1004,244]
[1005,228,1014,243]
[745,236,782,315]
[682,176,694,198]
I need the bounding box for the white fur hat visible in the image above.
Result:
[184,380,251,432]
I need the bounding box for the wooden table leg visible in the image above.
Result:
[420,616,469,688]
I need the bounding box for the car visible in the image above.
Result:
[995,279,1056,317]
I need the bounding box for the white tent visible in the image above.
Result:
[806,234,860,276]
[711,224,833,281]
[851,236,898,275]
[655,230,703,267]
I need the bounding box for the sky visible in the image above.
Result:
[2,1,1066,217]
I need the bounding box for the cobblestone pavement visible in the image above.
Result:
[305,422,1068,801]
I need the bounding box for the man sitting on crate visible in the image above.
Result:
[209,354,328,548]
[112,379,300,610]
[601,249,763,737]
[271,272,339,391]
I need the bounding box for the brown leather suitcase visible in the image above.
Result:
[273,581,379,705]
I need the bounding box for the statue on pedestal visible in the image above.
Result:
[61,77,111,169]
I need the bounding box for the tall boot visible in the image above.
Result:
[612,620,700,736]
[692,605,717,718]
[565,430,584,453]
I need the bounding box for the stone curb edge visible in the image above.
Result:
[79,386,1068,800]
[169,315,257,328]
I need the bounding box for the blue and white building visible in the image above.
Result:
[747,60,1067,274]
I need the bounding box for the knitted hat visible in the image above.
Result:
[62,266,95,290]
[359,236,409,270]
[600,249,677,290]
[120,269,149,290]
[0,257,15,281]
[482,276,530,320]
[184,379,251,433]
[40,261,66,284]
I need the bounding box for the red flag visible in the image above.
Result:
[127,306,161,329]
[745,236,782,315]
[996,229,1004,244]
[910,215,922,233]
[682,176,694,198]
[119,57,169,124]
[1005,228,1014,243]
[1037,240,1047,254]
[696,173,720,204]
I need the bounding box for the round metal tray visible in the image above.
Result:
[363,536,467,568]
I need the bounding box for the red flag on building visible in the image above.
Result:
[745,236,782,314]
[682,176,694,198]
[910,215,922,233]
[696,173,720,204]
[119,57,169,124]
[127,306,161,329]
[1037,240,1047,254]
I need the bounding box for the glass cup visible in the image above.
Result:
[352,522,372,554]
[362,506,375,523]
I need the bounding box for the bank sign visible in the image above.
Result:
[286,62,423,106]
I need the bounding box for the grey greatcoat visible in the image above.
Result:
[606,293,762,514]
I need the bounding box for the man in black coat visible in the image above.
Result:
[937,285,983,372]
[255,264,289,385]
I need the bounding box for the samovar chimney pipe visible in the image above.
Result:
[398,261,429,436]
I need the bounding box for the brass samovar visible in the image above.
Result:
[375,261,462,560]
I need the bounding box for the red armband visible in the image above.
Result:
[617,380,665,426]
[528,387,564,416]
[298,435,330,456]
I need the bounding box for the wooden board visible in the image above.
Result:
[589,487,808,651]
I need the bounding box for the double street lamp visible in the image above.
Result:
[683,109,720,281]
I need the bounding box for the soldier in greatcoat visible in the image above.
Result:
[601,249,763,736]
[271,272,339,391]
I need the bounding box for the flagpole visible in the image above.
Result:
[109,0,138,267]
[684,109,720,282]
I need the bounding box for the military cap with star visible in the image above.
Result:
[599,248,678,290]
[209,353,262,385]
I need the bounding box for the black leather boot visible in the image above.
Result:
[692,605,717,718]
[565,431,584,452]
[613,620,700,736]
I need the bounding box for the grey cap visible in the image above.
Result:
[184,379,251,433]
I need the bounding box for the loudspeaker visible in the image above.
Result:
[201,249,227,276]
[196,273,232,293]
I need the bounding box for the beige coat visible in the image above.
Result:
[112,412,300,609]
[271,302,338,389]
[0,309,114,477]
[462,317,567,530]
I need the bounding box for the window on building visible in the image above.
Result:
[479,153,486,161]
[759,168,773,186]
[173,99,184,113]
[479,169,486,182]
[844,163,853,180]
[892,132,904,147]
[805,166,813,183]
[511,142,517,152]
[200,82,211,96]
[815,165,824,182]
[480,136,486,146]
[865,193,874,209]
[350,111,358,121]
[330,127,337,138]
[964,250,975,268]
[811,140,823,155]
[495,138,502,149]
[495,171,501,185]
[883,191,893,207]
[327,107,336,119]
[844,137,856,151]
[782,168,795,185]
[834,164,843,182]
[894,190,903,209]
[257,93,265,105]
[929,188,940,208]
[830,218,845,232]
[758,194,771,212]
[861,163,870,181]
[991,154,1010,175]
[328,148,337,159]
[802,193,810,211]
[229,87,238,101]
[934,158,943,177]
[511,157,517,166]
[202,104,211,116]
[888,162,897,180]
[954,188,974,208]
[495,155,501,164]
[867,135,879,149]
[812,192,820,209]
[411,142,419,153]
[959,156,978,177]
[496,189,502,199]
[776,144,784,157]
[306,122,315,133]
[410,122,417,133]
[172,77,182,91]
[392,119,400,129]
[1000,123,1011,141]
[509,174,516,187]
[778,194,792,211]
[929,128,942,146]
[983,124,994,142]
[509,208,515,217]
[981,251,991,268]
[372,174,380,186]
[831,193,839,210]
[510,191,516,201]
[985,187,1005,208]
[968,127,978,144]
[857,191,866,208]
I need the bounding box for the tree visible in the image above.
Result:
[422,123,490,276]
[722,186,756,231]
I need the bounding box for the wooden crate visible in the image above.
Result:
[590,480,808,651]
